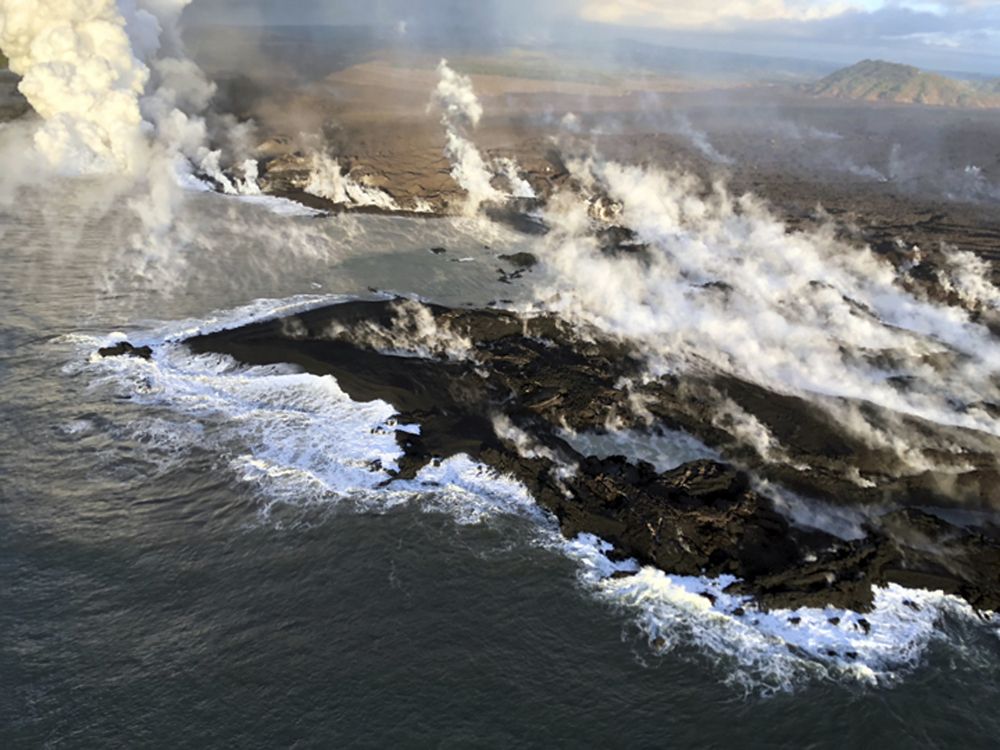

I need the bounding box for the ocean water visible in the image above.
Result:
[2,185,999,748]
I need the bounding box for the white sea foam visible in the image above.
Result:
[58,418,97,437]
[395,455,549,526]
[86,339,406,508]
[78,298,998,692]
[563,533,996,693]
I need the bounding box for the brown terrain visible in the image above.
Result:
[196,50,999,615]
[219,53,1000,291]
[808,59,1000,108]
[7,39,1000,616]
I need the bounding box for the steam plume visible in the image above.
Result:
[0,0,266,265]
[0,0,161,173]
[305,153,399,211]
[431,60,534,213]
[536,156,1000,474]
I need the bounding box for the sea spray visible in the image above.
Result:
[80,303,1000,692]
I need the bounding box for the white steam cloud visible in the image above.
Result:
[432,59,483,130]
[1,0,185,174]
[431,60,534,214]
[0,0,147,172]
[0,0,262,254]
[672,114,732,166]
[535,156,1000,474]
[305,153,399,211]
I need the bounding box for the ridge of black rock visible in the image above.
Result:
[180,299,1000,614]
[99,341,153,360]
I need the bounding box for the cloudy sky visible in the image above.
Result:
[185,0,1000,74]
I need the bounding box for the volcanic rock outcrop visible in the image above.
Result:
[177,299,1000,614]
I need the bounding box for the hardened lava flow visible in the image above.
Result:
[103,298,1000,616]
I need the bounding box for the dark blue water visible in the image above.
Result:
[2,189,999,748]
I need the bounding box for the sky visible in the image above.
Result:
[184,0,1000,75]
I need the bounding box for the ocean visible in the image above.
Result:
[2,183,999,748]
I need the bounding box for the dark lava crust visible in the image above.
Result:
[168,299,1000,614]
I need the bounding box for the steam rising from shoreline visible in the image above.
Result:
[305,153,399,211]
[0,0,203,174]
[535,156,1000,475]
[0,0,156,173]
[431,60,534,214]
[0,0,264,253]
[432,60,503,213]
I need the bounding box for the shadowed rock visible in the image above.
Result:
[98,341,153,360]
[180,299,1000,613]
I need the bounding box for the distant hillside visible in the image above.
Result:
[809,59,1000,108]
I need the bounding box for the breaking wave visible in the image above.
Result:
[75,297,1000,694]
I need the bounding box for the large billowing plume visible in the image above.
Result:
[0,0,177,172]
[0,0,267,274]
[0,0,253,190]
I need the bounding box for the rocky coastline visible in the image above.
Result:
[100,298,1000,616]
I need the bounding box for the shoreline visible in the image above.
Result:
[151,298,1000,616]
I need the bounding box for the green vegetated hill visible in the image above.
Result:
[809,59,1000,108]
